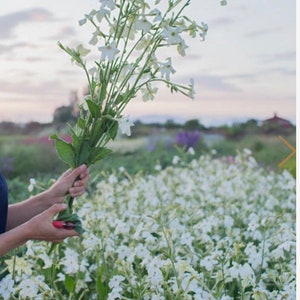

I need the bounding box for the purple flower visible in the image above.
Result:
[175,130,201,149]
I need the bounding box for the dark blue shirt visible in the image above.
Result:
[0,173,8,233]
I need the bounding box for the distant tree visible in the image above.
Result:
[53,106,76,124]
[183,119,205,130]
[164,119,180,129]
[241,119,259,131]
[52,90,80,125]
[23,122,45,134]
[0,122,20,135]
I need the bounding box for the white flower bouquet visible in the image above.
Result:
[50,0,222,232]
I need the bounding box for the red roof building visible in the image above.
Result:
[262,113,294,131]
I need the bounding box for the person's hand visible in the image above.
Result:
[23,203,80,242]
[47,165,90,205]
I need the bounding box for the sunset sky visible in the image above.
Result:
[0,0,296,126]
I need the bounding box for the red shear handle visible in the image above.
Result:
[52,221,76,230]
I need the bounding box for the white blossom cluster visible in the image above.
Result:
[77,0,205,100]
[0,149,295,299]
[61,0,213,127]
[50,0,227,231]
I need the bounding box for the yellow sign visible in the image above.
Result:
[278,135,296,168]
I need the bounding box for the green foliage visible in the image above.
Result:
[212,133,296,173]
[183,119,205,130]
[1,131,296,207]
[6,177,31,204]
[50,134,75,168]
[0,136,64,180]
[280,157,296,178]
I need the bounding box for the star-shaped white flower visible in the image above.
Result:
[135,17,152,33]
[159,57,176,81]
[141,84,158,101]
[117,116,134,136]
[98,41,120,61]
[161,26,184,45]
[76,44,90,57]
[96,8,111,22]
[99,0,115,10]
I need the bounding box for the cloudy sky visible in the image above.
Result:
[0,0,296,126]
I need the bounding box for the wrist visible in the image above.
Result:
[20,221,33,241]
[41,188,64,207]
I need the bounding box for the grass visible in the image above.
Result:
[0,130,296,204]
[212,133,296,170]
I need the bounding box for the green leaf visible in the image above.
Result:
[89,147,112,166]
[99,81,107,102]
[77,117,86,129]
[86,99,100,118]
[50,134,75,167]
[96,265,109,299]
[108,121,119,140]
[65,275,75,293]
[89,119,104,147]
[72,133,80,152]
[77,139,91,166]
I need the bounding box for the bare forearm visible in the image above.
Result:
[1,203,79,257]
[6,190,53,230]
[0,223,30,256]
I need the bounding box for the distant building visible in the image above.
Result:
[262,113,294,132]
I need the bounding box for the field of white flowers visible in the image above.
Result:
[0,149,296,300]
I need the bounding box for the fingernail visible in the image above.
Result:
[61,203,68,209]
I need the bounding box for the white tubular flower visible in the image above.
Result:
[98,41,120,61]
[121,24,136,40]
[28,178,36,192]
[177,39,188,56]
[117,116,134,136]
[79,10,96,26]
[161,26,184,45]
[188,21,198,38]
[136,36,152,51]
[159,57,176,81]
[135,17,152,33]
[89,34,98,46]
[188,78,195,99]
[79,18,87,26]
[199,22,208,40]
[96,8,111,22]
[118,64,134,82]
[141,84,158,101]
[0,275,15,300]
[76,44,90,57]
[150,8,162,22]
[18,278,39,299]
[88,66,97,77]
[99,0,115,10]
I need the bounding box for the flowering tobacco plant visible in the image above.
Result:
[50,0,225,233]
[50,0,208,232]
[0,150,295,299]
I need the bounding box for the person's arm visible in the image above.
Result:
[0,203,79,256]
[6,164,89,231]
